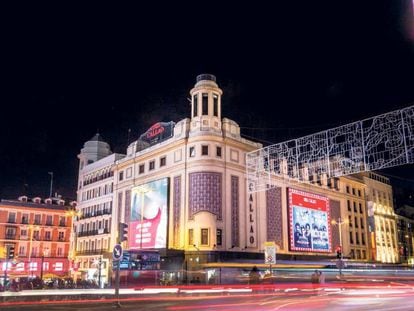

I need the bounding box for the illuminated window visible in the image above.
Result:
[188,229,194,246]
[160,156,166,167]
[139,164,145,174]
[202,93,208,115]
[189,146,195,157]
[216,229,222,246]
[202,145,209,156]
[149,160,155,171]
[213,94,218,117]
[193,94,198,117]
[201,228,209,245]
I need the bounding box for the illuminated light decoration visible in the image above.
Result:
[288,188,332,253]
[247,105,414,193]
[129,178,169,249]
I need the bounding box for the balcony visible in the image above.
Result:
[59,222,66,227]
[7,219,16,224]
[21,219,28,224]
[5,234,16,240]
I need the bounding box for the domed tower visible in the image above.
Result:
[189,74,223,134]
[77,133,112,171]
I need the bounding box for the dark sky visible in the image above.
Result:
[1,2,414,201]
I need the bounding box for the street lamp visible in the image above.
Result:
[331,217,348,275]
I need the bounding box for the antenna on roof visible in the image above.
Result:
[48,172,53,198]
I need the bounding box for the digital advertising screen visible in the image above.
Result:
[288,188,331,253]
[129,178,169,249]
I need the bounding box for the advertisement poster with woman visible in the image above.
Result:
[288,188,331,253]
[129,178,169,249]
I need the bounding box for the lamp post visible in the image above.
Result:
[331,217,348,276]
[40,248,49,287]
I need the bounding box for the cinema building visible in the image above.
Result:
[73,74,398,285]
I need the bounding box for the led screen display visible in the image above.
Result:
[129,178,169,249]
[288,188,331,253]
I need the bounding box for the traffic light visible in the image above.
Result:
[8,246,15,259]
[120,222,128,242]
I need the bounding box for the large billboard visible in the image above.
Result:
[288,188,331,253]
[129,178,169,249]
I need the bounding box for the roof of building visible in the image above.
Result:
[89,133,106,142]
[0,199,73,211]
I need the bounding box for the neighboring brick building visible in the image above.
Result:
[0,196,76,280]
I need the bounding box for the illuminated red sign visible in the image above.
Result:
[146,123,165,139]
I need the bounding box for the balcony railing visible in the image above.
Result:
[7,219,16,224]
[77,228,110,237]
[76,249,108,256]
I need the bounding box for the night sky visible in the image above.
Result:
[1,2,414,203]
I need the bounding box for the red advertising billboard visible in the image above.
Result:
[129,178,169,250]
[288,188,331,253]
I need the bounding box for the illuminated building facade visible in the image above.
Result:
[73,75,399,286]
[361,172,399,263]
[395,211,414,265]
[0,196,75,280]
[74,134,123,287]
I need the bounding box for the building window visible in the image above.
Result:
[346,186,350,193]
[202,145,209,156]
[34,214,41,225]
[160,156,166,167]
[188,229,194,246]
[57,247,63,257]
[362,232,366,245]
[347,200,351,211]
[58,232,64,241]
[362,250,366,259]
[360,218,364,229]
[353,202,357,212]
[213,94,218,117]
[193,94,198,117]
[359,203,363,214]
[139,164,145,174]
[8,212,16,223]
[348,215,352,227]
[119,171,124,181]
[22,214,28,224]
[349,231,354,244]
[46,215,53,226]
[45,231,51,241]
[20,229,27,237]
[216,146,222,158]
[33,230,40,241]
[201,228,209,245]
[202,93,208,115]
[358,189,361,197]
[189,146,195,157]
[352,188,356,195]
[216,229,222,246]
[355,216,358,228]
[149,160,155,171]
